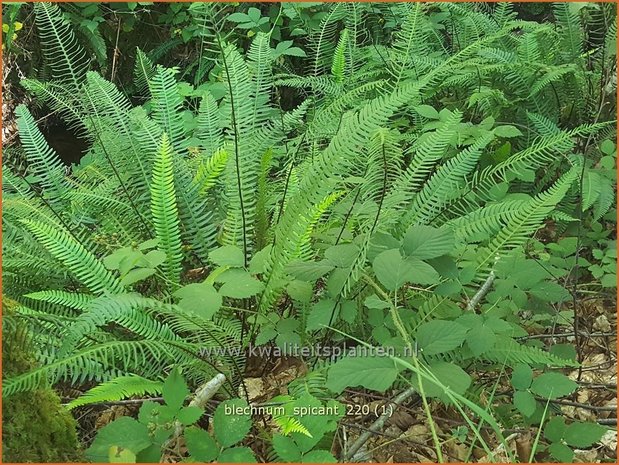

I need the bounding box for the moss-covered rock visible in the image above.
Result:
[2,299,82,462]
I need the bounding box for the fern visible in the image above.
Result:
[150,133,183,285]
[22,220,123,295]
[66,375,163,410]
[485,336,579,368]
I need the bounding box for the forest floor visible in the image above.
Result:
[63,293,615,463]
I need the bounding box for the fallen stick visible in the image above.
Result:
[344,386,417,461]
[466,270,496,312]
[167,373,227,447]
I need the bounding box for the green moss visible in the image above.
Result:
[2,300,82,462]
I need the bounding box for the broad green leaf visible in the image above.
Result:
[227,12,250,22]
[415,104,440,119]
[416,320,468,355]
[530,372,578,399]
[307,299,337,331]
[513,390,536,417]
[273,434,302,462]
[185,427,218,462]
[494,125,522,138]
[209,245,245,267]
[86,417,151,462]
[563,422,607,447]
[326,356,398,393]
[364,294,390,309]
[466,323,496,356]
[340,300,357,323]
[177,406,204,425]
[214,399,252,447]
[373,249,437,290]
[144,249,166,267]
[544,416,567,442]
[249,245,271,274]
[529,282,570,302]
[109,446,137,463]
[548,442,574,462]
[256,326,276,345]
[286,280,313,303]
[138,238,160,251]
[511,364,533,390]
[217,447,256,463]
[415,361,471,399]
[120,267,155,286]
[282,46,306,57]
[600,139,615,155]
[162,368,188,411]
[286,260,334,281]
[324,243,359,268]
[173,283,222,319]
[402,225,454,259]
[219,272,264,298]
[549,344,577,362]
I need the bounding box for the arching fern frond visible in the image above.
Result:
[66,375,163,410]
[21,220,123,296]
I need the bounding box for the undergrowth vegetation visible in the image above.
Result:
[2,2,616,463]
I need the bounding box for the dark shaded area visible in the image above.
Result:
[42,121,90,167]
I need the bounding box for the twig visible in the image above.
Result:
[517,331,616,340]
[168,373,226,445]
[344,387,417,461]
[535,397,617,412]
[466,270,496,312]
[110,15,122,83]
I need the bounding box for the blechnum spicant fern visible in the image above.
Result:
[3,2,615,462]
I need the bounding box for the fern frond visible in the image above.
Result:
[66,375,162,410]
[34,2,88,91]
[24,290,94,311]
[485,336,579,368]
[2,339,202,397]
[150,133,183,284]
[149,66,185,152]
[21,220,123,295]
[15,105,68,205]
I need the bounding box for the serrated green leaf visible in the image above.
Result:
[185,427,218,462]
[416,320,468,355]
[286,260,334,281]
[530,372,578,399]
[86,417,151,462]
[511,364,533,390]
[564,422,607,447]
[219,273,264,298]
[402,225,454,259]
[514,390,537,417]
[326,356,398,393]
[415,104,440,119]
[217,447,256,463]
[373,249,438,290]
[209,245,244,267]
[173,283,222,319]
[273,434,302,462]
[177,406,203,426]
[494,125,522,137]
[547,442,573,462]
[214,399,252,447]
[162,368,188,411]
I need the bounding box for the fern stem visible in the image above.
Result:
[217,37,249,267]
